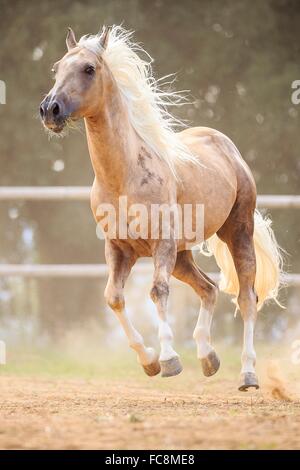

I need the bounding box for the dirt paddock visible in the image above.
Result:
[1,346,300,450]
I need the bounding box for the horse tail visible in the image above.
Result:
[201,210,284,311]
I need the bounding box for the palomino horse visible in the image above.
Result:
[40,26,282,391]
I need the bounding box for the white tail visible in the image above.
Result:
[202,210,284,310]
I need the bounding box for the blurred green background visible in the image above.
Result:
[0,0,299,350]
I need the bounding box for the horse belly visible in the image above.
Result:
[175,139,237,247]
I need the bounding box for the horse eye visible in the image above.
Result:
[84,65,95,75]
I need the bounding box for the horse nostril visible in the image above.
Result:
[41,98,64,124]
[52,103,60,117]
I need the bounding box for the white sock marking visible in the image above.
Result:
[193,307,213,359]
[115,309,156,365]
[241,319,256,374]
[158,319,178,362]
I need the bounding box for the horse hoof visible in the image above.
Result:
[239,372,259,391]
[160,356,183,377]
[201,350,220,377]
[142,360,161,377]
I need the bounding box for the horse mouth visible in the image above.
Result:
[52,125,65,134]
[43,120,66,135]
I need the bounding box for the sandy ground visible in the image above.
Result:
[1,365,300,450]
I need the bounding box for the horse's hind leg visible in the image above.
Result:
[105,240,160,377]
[217,203,259,391]
[173,250,220,376]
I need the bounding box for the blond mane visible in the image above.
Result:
[78,25,198,177]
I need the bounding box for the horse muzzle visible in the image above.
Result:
[40,95,68,133]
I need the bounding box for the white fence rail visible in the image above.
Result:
[0,186,90,201]
[0,187,300,208]
[0,264,299,287]
[0,187,299,286]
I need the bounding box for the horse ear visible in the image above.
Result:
[66,27,77,51]
[99,26,111,50]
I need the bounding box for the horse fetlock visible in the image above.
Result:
[241,349,256,365]
[159,344,178,362]
[137,346,159,371]
[193,326,209,343]
[143,347,158,364]
[158,328,173,344]
[197,342,214,359]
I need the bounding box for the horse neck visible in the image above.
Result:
[84,73,137,192]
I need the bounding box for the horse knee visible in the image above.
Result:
[107,295,125,311]
[150,280,169,304]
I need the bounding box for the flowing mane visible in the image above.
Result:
[78,25,198,177]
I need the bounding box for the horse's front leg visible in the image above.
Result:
[150,239,182,377]
[105,240,160,376]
